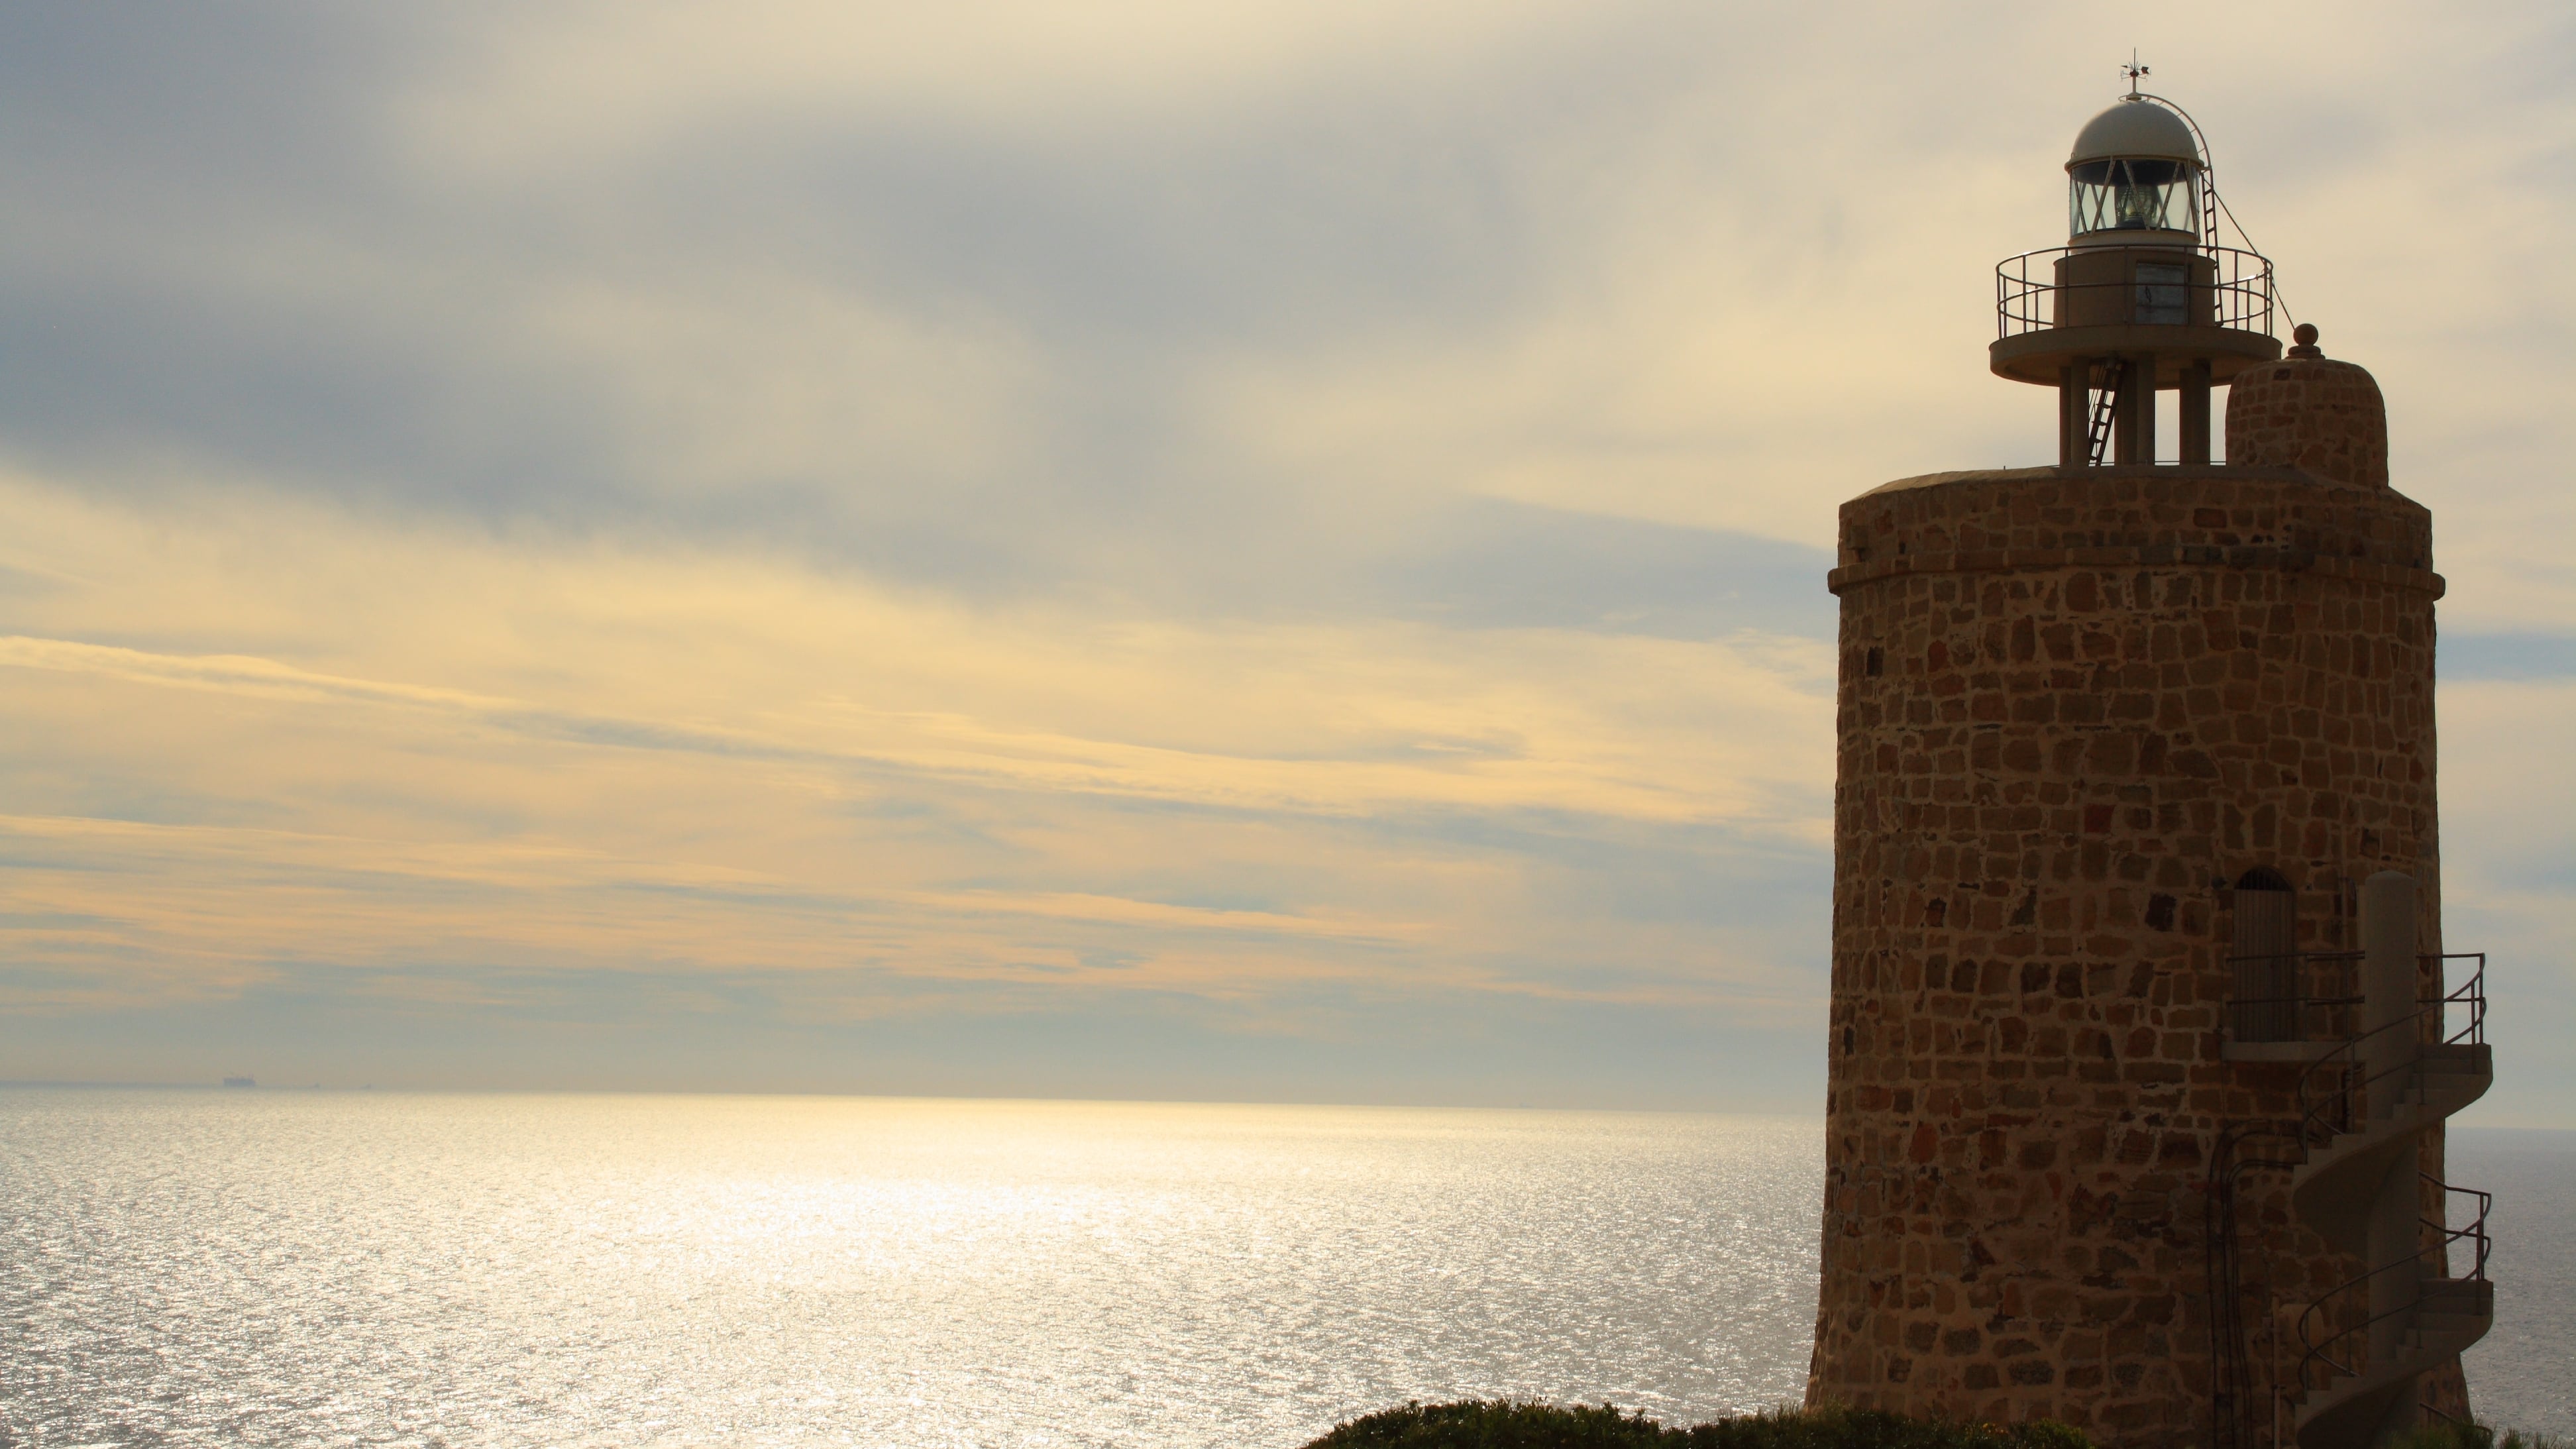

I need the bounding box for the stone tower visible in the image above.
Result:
[1804,89,2495,1449]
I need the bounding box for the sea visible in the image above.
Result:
[2,1091,2567,1447]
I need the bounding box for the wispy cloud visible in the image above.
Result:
[0,479,1832,1099]
[0,636,512,712]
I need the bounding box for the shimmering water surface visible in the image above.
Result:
[6,1095,2567,1447]
[4,1092,1823,1446]
[2453,1129,2576,1438]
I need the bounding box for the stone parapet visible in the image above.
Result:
[1834,466,2428,579]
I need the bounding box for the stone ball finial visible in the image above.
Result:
[2226,329,2387,488]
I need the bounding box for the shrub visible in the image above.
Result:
[2385,1422,2574,1449]
[1303,1402,2095,1449]
[1306,1401,1676,1448]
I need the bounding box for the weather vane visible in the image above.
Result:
[2123,50,2151,97]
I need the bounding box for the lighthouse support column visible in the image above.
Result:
[2180,358,2213,464]
[2114,352,2156,464]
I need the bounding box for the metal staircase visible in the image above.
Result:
[2290,1032,2492,1251]
[2225,874,2495,1449]
[2284,984,2493,1449]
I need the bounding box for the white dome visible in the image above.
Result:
[2066,98,2200,168]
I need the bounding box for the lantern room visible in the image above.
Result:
[2066,98,2203,243]
[1988,92,2283,468]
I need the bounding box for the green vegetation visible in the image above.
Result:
[2388,1426,2574,1449]
[1302,1399,2576,1449]
[1303,1401,2096,1449]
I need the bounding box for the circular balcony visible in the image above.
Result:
[1990,243,2281,386]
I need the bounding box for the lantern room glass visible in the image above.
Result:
[2068,157,2200,239]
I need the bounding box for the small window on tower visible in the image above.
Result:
[2229,868,2296,1042]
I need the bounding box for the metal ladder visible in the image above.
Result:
[2085,356,2127,466]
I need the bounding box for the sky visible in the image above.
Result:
[1,0,2570,1121]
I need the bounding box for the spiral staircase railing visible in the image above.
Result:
[2295,1176,2492,1384]
[2221,949,2495,1449]
[2291,954,2486,1150]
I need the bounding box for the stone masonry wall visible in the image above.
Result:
[1807,465,2447,1446]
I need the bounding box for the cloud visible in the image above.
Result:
[2440,633,2576,682]
[2435,678,2576,1125]
[0,636,513,712]
[0,0,2571,1111]
[0,476,1832,1100]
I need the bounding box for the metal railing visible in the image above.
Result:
[2296,1175,2492,1389]
[2218,951,2487,1144]
[1996,244,2276,340]
[2203,1120,2311,1449]
[2292,954,2487,1149]
[2224,949,2361,1046]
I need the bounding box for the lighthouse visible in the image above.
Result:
[1804,81,2495,1449]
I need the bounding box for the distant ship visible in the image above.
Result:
[221,1077,255,1089]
